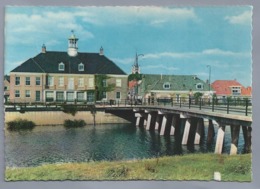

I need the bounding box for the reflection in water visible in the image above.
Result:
[5,123,245,167]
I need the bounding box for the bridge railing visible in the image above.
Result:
[5,97,252,116]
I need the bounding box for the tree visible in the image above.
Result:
[193,92,203,105]
[95,75,115,101]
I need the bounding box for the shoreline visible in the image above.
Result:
[5,153,252,181]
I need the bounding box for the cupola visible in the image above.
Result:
[42,44,46,53]
[67,30,78,57]
[99,46,104,55]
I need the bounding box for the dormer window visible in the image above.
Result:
[59,62,65,71]
[163,82,171,89]
[78,63,84,71]
[196,83,203,89]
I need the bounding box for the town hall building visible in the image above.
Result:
[9,32,128,103]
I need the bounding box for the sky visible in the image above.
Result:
[4,6,252,86]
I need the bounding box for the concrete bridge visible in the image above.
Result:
[104,105,252,155]
[5,101,252,155]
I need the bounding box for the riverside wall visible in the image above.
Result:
[5,111,130,126]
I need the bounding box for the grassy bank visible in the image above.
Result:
[5,153,251,181]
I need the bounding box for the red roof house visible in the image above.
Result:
[211,80,252,97]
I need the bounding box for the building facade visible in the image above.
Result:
[211,80,252,98]
[9,32,128,103]
[138,74,211,102]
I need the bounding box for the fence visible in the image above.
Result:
[5,97,252,116]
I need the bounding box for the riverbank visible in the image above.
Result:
[5,153,251,181]
[5,111,130,125]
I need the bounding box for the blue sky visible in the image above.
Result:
[4,6,252,86]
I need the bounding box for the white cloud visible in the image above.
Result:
[225,10,252,25]
[143,49,250,60]
[143,65,179,71]
[111,57,134,65]
[77,6,198,26]
[5,10,94,46]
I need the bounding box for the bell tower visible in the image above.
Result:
[67,30,79,57]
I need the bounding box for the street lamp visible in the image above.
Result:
[207,65,211,95]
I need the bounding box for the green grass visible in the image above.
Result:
[5,153,252,181]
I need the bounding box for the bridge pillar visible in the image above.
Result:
[194,118,205,145]
[155,114,163,131]
[242,126,252,153]
[134,113,145,127]
[214,124,226,154]
[207,119,215,144]
[143,114,148,127]
[170,114,180,135]
[146,112,157,131]
[160,115,168,135]
[182,118,191,145]
[230,125,241,155]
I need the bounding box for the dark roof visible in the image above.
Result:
[11,51,126,75]
[141,74,210,92]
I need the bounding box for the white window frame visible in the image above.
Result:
[15,90,20,98]
[25,77,30,86]
[78,63,84,71]
[36,77,41,85]
[15,76,20,85]
[196,83,203,89]
[78,78,84,87]
[163,82,171,89]
[102,91,107,99]
[58,77,64,86]
[59,62,65,71]
[116,79,122,87]
[25,90,31,98]
[116,91,121,99]
[35,91,41,101]
[48,76,54,86]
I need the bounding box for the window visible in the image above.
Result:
[36,77,41,85]
[163,82,171,89]
[196,83,203,89]
[15,77,20,85]
[89,78,94,88]
[25,77,30,85]
[56,92,64,102]
[116,79,122,87]
[102,91,107,99]
[25,90,30,98]
[68,78,74,90]
[59,62,65,71]
[47,76,54,86]
[78,78,84,87]
[46,91,54,102]
[35,91,40,101]
[58,77,64,86]
[15,90,20,98]
[67,92,74,102]
[87,91,94,102]
[77,92,84,102]
[231,87,241,95]
[78,63,84,71]
[116,92,121,99]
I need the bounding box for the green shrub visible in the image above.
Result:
[7,119,36,131]
[61,105,78,116]
[105,166,129,178]
[64,119,86,128]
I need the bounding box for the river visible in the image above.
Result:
[5,123,245,167]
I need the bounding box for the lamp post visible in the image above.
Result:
[207,65,211,95]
